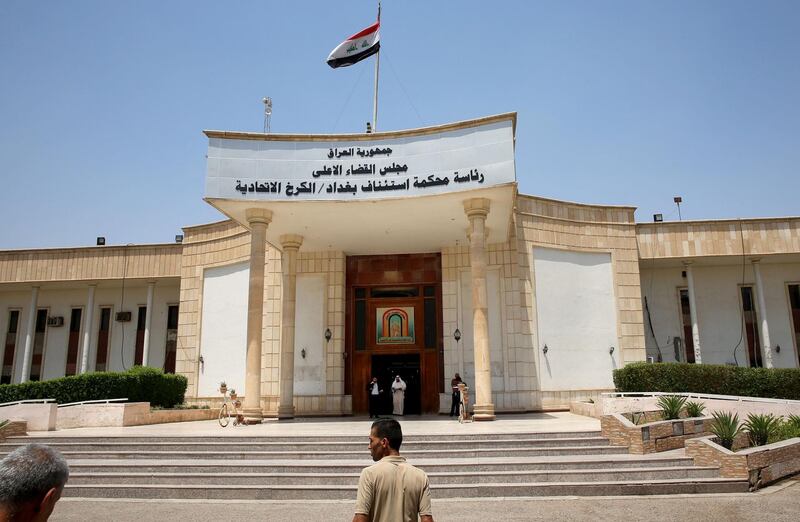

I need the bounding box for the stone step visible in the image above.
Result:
[62,477,749,499]
[65,456,699,474]
[7,431,603,443]
[0,437,610,452]
[9,445,628,460]
[66,466,721,486]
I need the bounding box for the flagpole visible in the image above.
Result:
[372,1,381,131]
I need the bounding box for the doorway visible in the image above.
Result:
[346,253,443,414]
[371,353,421,415]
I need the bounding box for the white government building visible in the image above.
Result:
[1,113,799,420]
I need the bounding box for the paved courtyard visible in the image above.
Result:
[27,411,601,438]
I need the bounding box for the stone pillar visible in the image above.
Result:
[142,281,155,366]
[683,262,702,364]
[20,286,40,383]
[277,234,303,419]
[751,259,773,368]
[463,198,495,421]
[243,208,272,421]
[79,284,96,374]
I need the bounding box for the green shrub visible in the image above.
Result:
[0,367,186,408]
[769,417,800,444]
[656,395,686,420]
[685,401,706,418]
[710,411,741,450]
[743,413,781,446]
[613,363,800,400]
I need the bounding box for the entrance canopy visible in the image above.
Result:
[204,113,517,254]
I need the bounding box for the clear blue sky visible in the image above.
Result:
[1,1,798,248]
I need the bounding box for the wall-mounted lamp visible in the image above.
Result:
[776,344,781,353]
[543,344,548,354]
[453,328,462,342]
[198,355,204,365]
[324,328,332,343]
[96,237,106,246]
[300,348,307,359]
[175,234,184,244]
[653,214,663,223]
[609,346,615,355]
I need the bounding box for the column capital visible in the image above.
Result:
[280,234,304,250]
[463,198,491,219]
[245,208,273,226]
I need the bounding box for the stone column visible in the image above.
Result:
[20,286,40,383]
[79,284,97,374]
[142,281,155,366]
[277,234,303,419]
[751,259,773,368]
[683,262,702,364]
[463,198,495,421]
[243,208,272,421]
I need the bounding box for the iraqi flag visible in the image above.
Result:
[326,21,380,69]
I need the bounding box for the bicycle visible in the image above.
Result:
[218,389,245,427]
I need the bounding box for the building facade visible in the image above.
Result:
[1,114,799,419]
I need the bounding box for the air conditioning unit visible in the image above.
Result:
[47,316,64,327]
[115,311,132,322]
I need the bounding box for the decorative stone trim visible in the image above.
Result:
[685,435,800,490]
[600,412,712,454]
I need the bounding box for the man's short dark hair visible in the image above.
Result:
[0,443,69,516]
[371,418,403,450]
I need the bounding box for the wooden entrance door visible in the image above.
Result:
[346,254,443,414]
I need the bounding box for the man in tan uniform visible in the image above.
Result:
[353,419,434,522]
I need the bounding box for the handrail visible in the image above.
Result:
[0,399,56,407]
[58,398,129,408]
[601,391,800,405]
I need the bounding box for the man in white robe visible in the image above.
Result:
[391,376,407,415]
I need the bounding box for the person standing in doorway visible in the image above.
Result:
[353,419,434,522]
[367,377,383,418]
[449,373,463,417]
[391,375,406,415]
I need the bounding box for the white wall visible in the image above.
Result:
[294,274,326,395]
[459,268,505,391]
[197,263,249,397]
[641,261,800,368]
[0,283,178,383]
[533,247,620,391]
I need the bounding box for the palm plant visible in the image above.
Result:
[685,401,706,418]
[710,411,741,450]
[787,414,800,429]
[657,395,687,420]
[743,413,781,447]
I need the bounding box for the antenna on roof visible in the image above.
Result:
[262,97,272,133]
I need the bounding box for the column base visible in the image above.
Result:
[472,403,496,421]
[277,404,295,420]
[243,408,263,423]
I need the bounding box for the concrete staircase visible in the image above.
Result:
[1,431,749,499]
